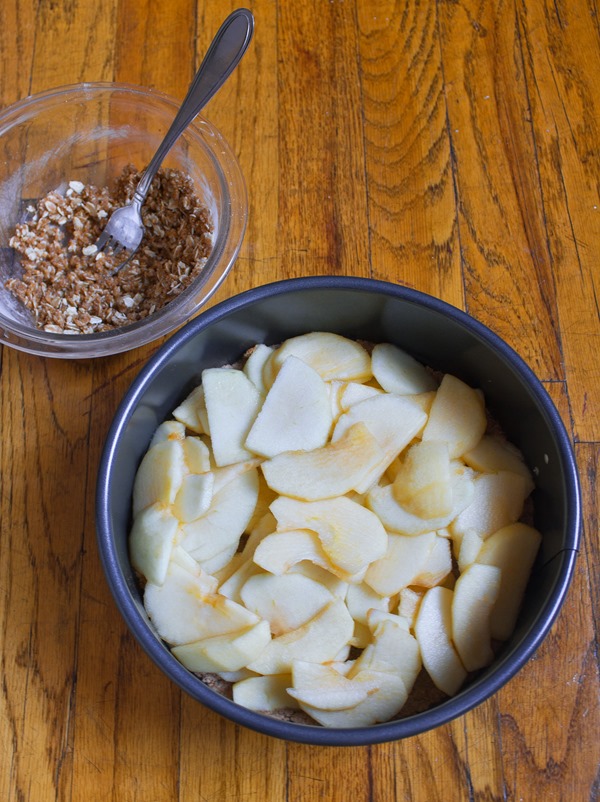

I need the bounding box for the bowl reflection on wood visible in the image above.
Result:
[96,276,580,746]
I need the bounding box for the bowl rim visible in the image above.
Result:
[96,275,581,745]
[0,81,248,357]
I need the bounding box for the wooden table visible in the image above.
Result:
[1,1,598,800]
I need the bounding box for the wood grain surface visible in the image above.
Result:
[0,1,598,800]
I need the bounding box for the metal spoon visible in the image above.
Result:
[95,8,254,273]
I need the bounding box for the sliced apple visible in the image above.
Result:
[240,572,334,636]
[212,458,263,496]
[245,356,332,458]
[355,615,421,691]
[463,434,532,481]
[233,673,299,712]
[261,422,384,501]
[371,342,437,395]
[246,598,354,675]
[169,543,206,577]
[345,582,390,626]
[366,467,475,536]
[270,495,388,577]
[129,502,179,586]
[172,384,208,434]
[218,668,256,683]
[294,668,407,728]
[421,373,487,458]
[327,380,346,421]
[456,527,484,572]
[202,368,263,467]
[332,394,428,492]
[172,472,214,523]
[288,661,369,711]
[452,563,501,671]
[144,561,260,645]
[365,609,410,632]
[252,529,333,575]
[450,470,533,540]
[183,436,211,474]
[132,439,186,516]
[172,620,271,673]
[197,542,239,575]
[149,420,186,447]
[339,381,384,410]
[242,511,278,558]
[288,561,349,599]
[397,587,424,629]
[411,534,452,588]
[351,620,372,649]
[218,558,263,603]
[179,469,259,562]
[476,522,542,640]
[270,332,372,383]
[246,472,279,532]
[392,440,453,518]
[414,586,467,696]
[364,531,437,596]
[243,343,274,395]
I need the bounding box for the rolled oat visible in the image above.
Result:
[5,165,213,334]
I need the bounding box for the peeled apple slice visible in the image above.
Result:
[239,572,334,635]
[149,420,186,447]
[129,503,179,586]
[172,472,214,523]
[421,374,487,458]
[270,495,388,577]
[232,674,299,712]
[354,616,421,692]
[414,586,467,696]
[246,598,354,675]
[476,522,541,640]
[345,581,390,626]
[172,620,271,673]
[261,422,384,501]
[202,368,262,467]
[132,439,186,516]
[392,440,453,518]
[179,469,259,562]
[452,563,501,671]
[450,470,534,540]
[364,531,437,596]
[332,393,427,492]
[288,661,369,711]
[294,668,408,728]
[371,342,437,395]
[269,332,372,383]
[144,561,260,646]
[252,529,334,575]
[463,434,532,480]
[288,561,349,599]
[366,468,475,536]
[243,343,274,395]
[245,356,332,458]
[183,436,211,474]
[172,384,209,434]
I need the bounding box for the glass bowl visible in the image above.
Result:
[96,276,581,746]
[0,82,247,358]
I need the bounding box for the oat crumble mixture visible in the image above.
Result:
[5,165,214,334]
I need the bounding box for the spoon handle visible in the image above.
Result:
[133,8,254,205]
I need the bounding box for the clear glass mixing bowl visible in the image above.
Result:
[0,82,247,358]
